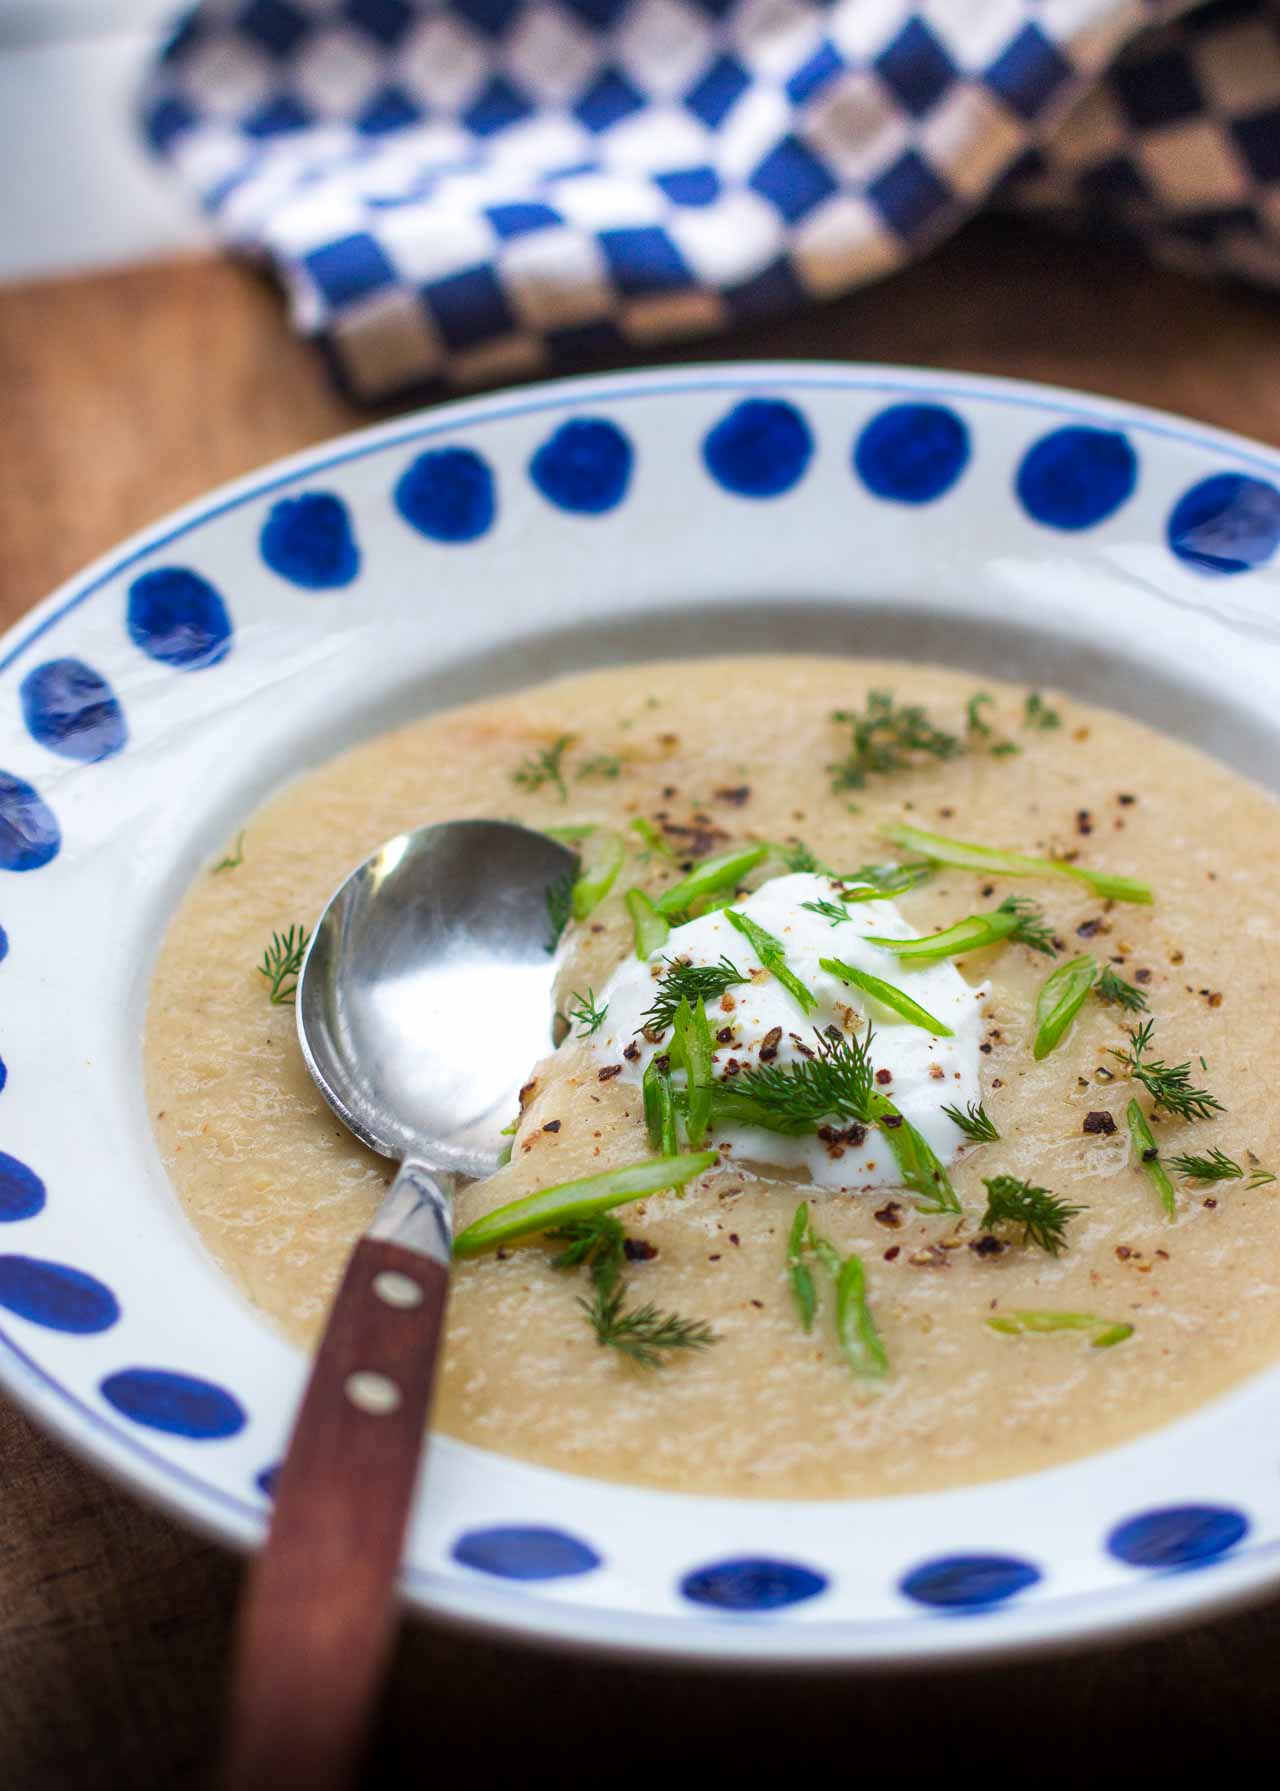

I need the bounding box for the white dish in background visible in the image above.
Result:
[2,362,1280,1665]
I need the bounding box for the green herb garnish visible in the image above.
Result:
[875,1106,961,1214]
[704,1028,876,1136]
[258,925,309,1004]
[837,861,935,900]
[213,830,245,873]
[513,733,574,801]
[550,1214,715,1369]
[980,1175,1084,1255]
[630,816,677,861]
[770,839,827,874]
[820,957,954,1036]
[987,1309,1132,1348]
[865,894,1056,963]
[883,822,1153,905]
[577,754,622,782]
[642,1056,677,1154]
[1111,1021,1224,1122]
[548,1213,625,1291]
[671,996,714,1148]
[454,1151,718,1258]
[789,1203,887,1377]
[801,898,851,926]
[570,829,624,920]
[625,887,670,959]
[641,955,750,1039]
[655,843,769,918]
[545,869,575,953]
[1033,954,1098,1060]
[566,989,608,1037]
[942,1100,999,1142]
[1094,965,1149,1012]
[1249,1167,1278,1189]
[966,692,993,736]
[725,908,816,1014]
[1023,691,1061,731]
[1125,1096,1176,1220]
[1167,1148,1242,1183]
[829,691,963,791]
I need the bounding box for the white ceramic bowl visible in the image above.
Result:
[3,363,1280,1666]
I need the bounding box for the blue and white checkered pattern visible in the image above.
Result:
[141,2,1280,397]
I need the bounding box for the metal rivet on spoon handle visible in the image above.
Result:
[221,821,576,1791]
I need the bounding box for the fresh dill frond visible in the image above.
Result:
[544,869,575,953]
[801,898,851,926]
[1095,965,1149,1012]
[1023,691,1061,731]
[1249,1168,1278,1189]
[1110,1020,1225,1122]
[213,830,245,873]
[838,861,934,899]
[513,733,574,802]
[990,741,1022,757]
[566,988,608,1037]
[772,839,826,873]
[942,1100,1000,1143]
[580,1285,717,1369]
[577,754,622,782]
[980,1175,1084,1256]
[548,1214,625,1296]
[712,1028,876,1134]
[640,955,750,1039]
[1167,1148,1242,1184]
[997,895,1058,957]
[828,690,963,792]
[257,925,310,1004]
[966,692,993,736]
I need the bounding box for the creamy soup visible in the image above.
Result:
[145,657,1280,1498]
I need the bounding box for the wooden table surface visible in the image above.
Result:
[3,219,1279,1784]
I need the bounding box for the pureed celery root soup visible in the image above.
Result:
[146,658,1280,1498]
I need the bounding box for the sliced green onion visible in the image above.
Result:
[864,908,1022,964]
[883,822,1153,906]
[643,1057,677,1155]
[835,1253,889,1378]
[671,996,714,1149]
[820,957,953,1036]
[625,887,670,960]
[1033,954,1098,1061]
[873,1102,961,1214]
[1126,1096,1176,1220]
[544,823,597,845]
[787,1203,817,1332]
[571,828,625,920]
[837,862,934,901]
[987,1309,1134,1348]
[629,816,677,860]
[454,1152,717,1257]
[725,908,817,1014]
[655,844,769,917]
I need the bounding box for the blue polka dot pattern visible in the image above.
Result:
[1167,473,1280,574]
[394,446,496,542]
[256,1463,280,1498]
[452,1525,602,1580]
[529,418,634,515]
[1107,1505,1248,1570]
[100,1367,246,1439]
[0,1152,43,1221]
[680,1556,828,1611]
[702,398,814,499]
[20,658,127,762]
[259,491,360,589]
[1015,426,1137,531]
[0,1255,120,1334]
[854,402,970,504]
[0,923,8,961]
[127,567,233,669]
[0,1057,7,1095]
[0,772,60,873]
[899,1554,1041,1610]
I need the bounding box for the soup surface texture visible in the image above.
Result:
[145,657,1280,1498]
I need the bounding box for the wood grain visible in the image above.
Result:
[224,1241,449,1791]
[2,219,1280,1785]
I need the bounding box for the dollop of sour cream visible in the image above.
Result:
[589,872,987,1193]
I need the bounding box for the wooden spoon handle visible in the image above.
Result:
[222,1178,451,1791]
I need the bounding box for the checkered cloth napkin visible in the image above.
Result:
[142,1,1280,399]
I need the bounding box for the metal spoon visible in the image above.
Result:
[223,819,577,1791]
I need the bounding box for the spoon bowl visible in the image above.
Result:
[297,819,578,1176]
